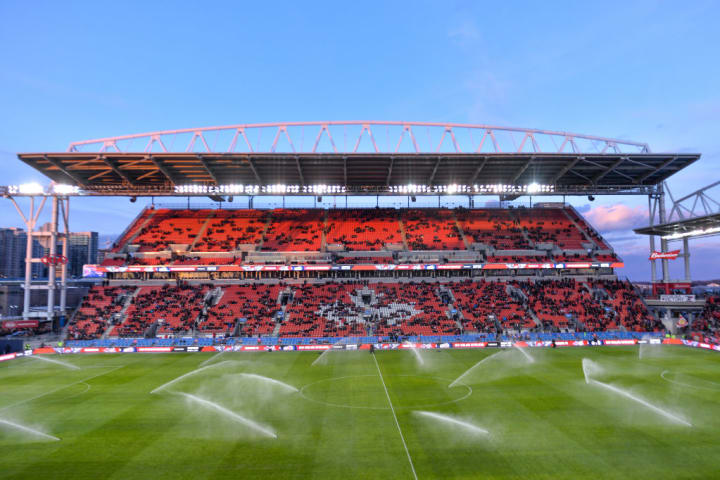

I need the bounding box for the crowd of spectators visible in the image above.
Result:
[68,286,134,340]
[689,296,720,343]
[592,279,662,332]
[66,277,664,340]
[325,209,402,250]
[402,209,465,250]
[518,278,604,331]
[262,209,324,251]
[194,210,267,251]
[115,283,211,336]
[132,209,208,251]
[204,284,283,336]
[452,279,530,332]
[111,206,612,256]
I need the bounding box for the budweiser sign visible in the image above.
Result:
[649,250,680,260]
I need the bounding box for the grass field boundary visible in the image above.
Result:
[372,352,418,480]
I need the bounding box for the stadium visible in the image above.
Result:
[2,121,720,479]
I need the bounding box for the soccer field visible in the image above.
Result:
[1,346,719,479]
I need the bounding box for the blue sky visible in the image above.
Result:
[1,0,719,280]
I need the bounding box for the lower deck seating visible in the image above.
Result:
[280,282,458,337]
[452,280,530,332]
[518,279,603,331]
[594,280,661,332]
[204,284,283,335]
[72,278,661,339]
[113,284,210,337]
[690,296,720,342]
[69,286,134,340]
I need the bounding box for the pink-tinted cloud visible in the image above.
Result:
[584,204,648,232]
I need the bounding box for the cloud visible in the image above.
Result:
[584,204,648,232]
[448,19,480,44]
[575,203,591,213]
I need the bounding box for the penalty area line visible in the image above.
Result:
[372,352,418,480]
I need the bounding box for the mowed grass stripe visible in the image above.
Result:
[372,352,418,480]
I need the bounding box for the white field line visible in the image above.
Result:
[0,364,126,413]
[372,353,418,480]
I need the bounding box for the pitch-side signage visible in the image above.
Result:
[649,250,680,260]
[1,320,39,329]
[659,294,696,302]
[84,260,625,277]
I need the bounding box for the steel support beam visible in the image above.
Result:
[469,158,489,184]
[385,157,394,186]
[148,156,181,185]
[638,156,678,184]
[428,157,442,184]
[47,196,58,322]
[44,156,87,187]
[9,196,47,320]
[246,157,263,184]
[102,157,136,186]
[197,155,219,184]
[648,193,658,283]
[683,236,691,281]
[658,184,670,282]
[592,157,626,184]
[295,156,305,186]
[59,197,69,317]
[511,157,534,183]
[550,157,582,184]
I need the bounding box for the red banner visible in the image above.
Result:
[603,339,637,346]
[2,320,39,329]
[136,346,173,352]
[649,250,680,260]
[0,353,17,362]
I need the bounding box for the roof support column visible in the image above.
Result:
[24,198,36,320]
[47,195,59,323]
[683,237,691,282]
[658,184,670,283]
[60,197,70,317]
[648,193,658,284]
[9,196,47,321]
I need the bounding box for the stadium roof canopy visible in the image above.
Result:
[634,214,720,239]
[635,180,720,240]
[15,122,700,196]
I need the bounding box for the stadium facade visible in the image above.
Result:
[2,122,716,348]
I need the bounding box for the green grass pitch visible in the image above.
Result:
[1,346,720,479]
